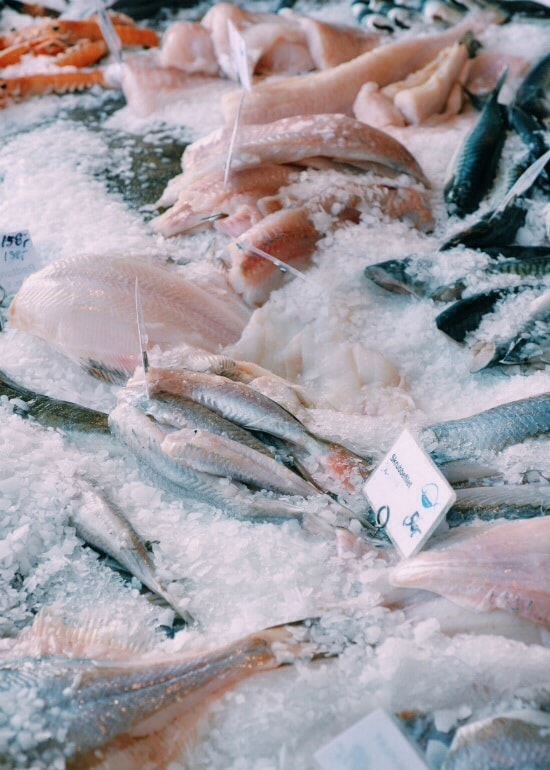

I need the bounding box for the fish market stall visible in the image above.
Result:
[0,0,549,768]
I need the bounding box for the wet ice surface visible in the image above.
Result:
[0,2,549,768]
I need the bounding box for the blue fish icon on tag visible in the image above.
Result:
[421,483,439,509]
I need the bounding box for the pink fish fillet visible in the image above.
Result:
[8,253,251,382]
[222,11,502,125]
[228,181,434,305]
[151,164,302,238]
[389,518,550,628]
[182,113,429,185]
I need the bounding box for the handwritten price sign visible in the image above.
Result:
[0,230,39,296]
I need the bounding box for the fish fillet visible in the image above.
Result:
[390,518,550,627]
[222,12,501,125]
[8,253,251,383]
[182,113,429,186]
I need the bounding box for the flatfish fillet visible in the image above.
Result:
[8,253,251,382]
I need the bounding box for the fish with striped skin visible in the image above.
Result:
[443,708,550,770]
[8,254,251,384]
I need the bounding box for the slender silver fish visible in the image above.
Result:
[443,709,550,770]
[446,483,550,527]
[422,392,550,463]
[70,477,195,625]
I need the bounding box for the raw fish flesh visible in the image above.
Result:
[8,254,251,383]
[222,13,500,124]
[390,517,550,627]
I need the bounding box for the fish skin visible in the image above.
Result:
[182,114,429,186]
[145,366,325,456]
[444,69,509,217]
[514,52,550,121]
[435,287,516,344]
[108,401,313,524]
[389,517,550,626]
[70,477,195,625]
[442,712,550,770]
[363,256,466,300]
[8,254,251,384]
[144,367,376,522]
[422,392,550,463]
[160,427,319,497]
[0,368,110,434]
[446,484,550,528]
[0,624,283,768]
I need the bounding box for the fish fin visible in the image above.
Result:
[14,608,154,660]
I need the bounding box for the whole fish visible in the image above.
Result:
[422,392,550,463]
[109,400,358,534]
[70,477,195,625]
[0,368,109,434]
[160,427,319,498]
[8,254,251,384]
[446,483,550,528]
[435,287,519,344]
[0,612,317,769]
[443,709,550,770]
[364,249,549,300]
[144,366,375,507]
[471,289,550,370]
[514,52,550,122]
[390,517,550,626]
[444,69,509,217]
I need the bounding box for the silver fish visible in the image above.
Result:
[145,366,375,510]
[422,392,550,463]
[443,709,550,770]
[0,615,307,769]
[446,483,550,527]
[70,477,195,625]
[160,428,319,498]
[109,401,355,533]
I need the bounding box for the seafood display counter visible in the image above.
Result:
[0,1,549,768]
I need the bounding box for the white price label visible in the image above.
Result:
[314,708,429,770]
[363,429,456,558]
[0,230,39,296]
[227,19,251,91]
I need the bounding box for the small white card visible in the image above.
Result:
[363,429,456,558]
[314,708,429,770]
[227,20,251,91]
[0,230,39,296]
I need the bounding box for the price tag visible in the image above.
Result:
[314,708,429,770]
[0,230,39,296]
[227,20,251,91]
[363,428,456,559]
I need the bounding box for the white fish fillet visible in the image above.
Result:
[8,253,251,382]
[222,12,501,125]
[390,518,550,627]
